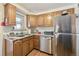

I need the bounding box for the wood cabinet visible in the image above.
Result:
[29,37,34,51]
[27,15,37,27]
[33,35,40,50]
[5,35,40,56]
[67,8,74,15]
[37,15,44,26]
[22,36,34,56]
[22,38,29,56]
[27,8,74,28]
[13,37,34,56]
[43,14,53,27]
[37,14,53,27]
[27,14,53,27]
[4,3,16,25]
[13,40,22,56]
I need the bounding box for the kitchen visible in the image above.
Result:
[0,3,79,56]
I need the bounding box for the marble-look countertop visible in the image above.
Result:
[4,34,54,41]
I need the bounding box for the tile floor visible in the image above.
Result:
[27,49,49,56]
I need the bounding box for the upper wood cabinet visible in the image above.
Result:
[37,14,53,27]
[67,8,74,15]
[37,15,44,26]
[27,8,74,28]
[4,3,16,26]
[27,15,37,27]
[43,14,53,27]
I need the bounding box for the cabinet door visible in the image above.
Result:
[33,36,40,50]
[37,15,44,27]
[5,3,16,25]
[28,15,37,27]
[29,39,33,52]
[44,14,53,27]
[22,40,29,56]
[13,40,22,56]
[67,8,74,15]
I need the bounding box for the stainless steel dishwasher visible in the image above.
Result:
[40,35,52,54]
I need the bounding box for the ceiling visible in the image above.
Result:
[17,3,75,13]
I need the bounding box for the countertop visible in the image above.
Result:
[4,34,54,41]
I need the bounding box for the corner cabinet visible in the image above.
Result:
[4,3,16,26]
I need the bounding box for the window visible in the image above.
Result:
[14,12,25,30]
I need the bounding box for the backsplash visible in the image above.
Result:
[30,27,54,34]
[3,26,13,33]
[36,27,54,31]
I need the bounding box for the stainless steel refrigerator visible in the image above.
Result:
[52,15,76,56]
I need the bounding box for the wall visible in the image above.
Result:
[3,26,13,33]
[0,4,4,56]
[76,14,79,56]
[75,4,79,56]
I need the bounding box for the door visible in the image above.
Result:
[29,39,33,52]
[56,34,73,56]
[54,15,72,33]
[33,36,40,50]
[13,40,22,56]
[5,3,16,25]
[22,40,29,56]
[44,14,52,27]
[37,15,44,27]
[28,15,37,27]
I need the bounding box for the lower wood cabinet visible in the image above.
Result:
[8,35,40,56]
[29,38,33,52]
[13,40,22,56]
[33,35,40,50]
[22,39,29,56]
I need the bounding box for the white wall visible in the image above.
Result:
[76,15,79,56]
[0,4,4,56]
[74,4,79,56]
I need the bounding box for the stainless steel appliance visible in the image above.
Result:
[37,28,53,54]
[40,36,52,54]
[52,15,76,56]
